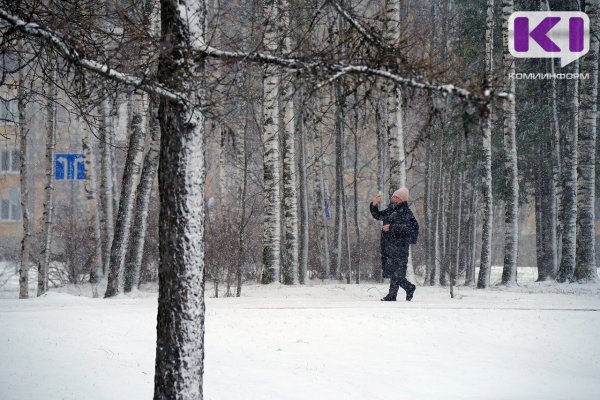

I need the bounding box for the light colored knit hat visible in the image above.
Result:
[392,188,409,202]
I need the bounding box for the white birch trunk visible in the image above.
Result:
[18,59,29,299]
[123,0,160,292]
[153,0,207,398]
[433,128,445,286]
[465,181,478,286]
[557,59,580,283]
[334,81,347,281]
[376,97,388,204]
[451,131,465,294]
[38,71,56,297]
[575,0,600,282]
[443,162,455,286]
[535,164,545,278]
[384,0,413,283]
[312,101,331,279]
[343,186,352,284]
[424,140,434,285]
[323,181,332,279]
[281,63,298,284]
[477,0,494,289]
[297,93,309,284]
[375,98,387,283]
[540,147,558,280]
[281,0,299,285]
[542,2,563,261]
[215,124,226,297]
[500,0,518,286]
[387,86,406,193]
[261,0,282,284]
[99,98,114,277]
[384,0,406,194]
[124,99,160,292]
[105,95,146,297]
[110,117,119,220]
[81,116,103,283]
[236,122,248,297]
[353,108,361,284]
[439,171,448,286]
[384,0,412,283]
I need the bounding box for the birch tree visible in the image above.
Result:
[575,0,600,283]
[557,58,580,283]
[500,0,518,286]
[451,125,465,294]
[376,97,388,208]
[375,97,387,283]
[465,178,478,286]
[424,138,434,284]
[334,81,349,281]
[236,120,248,296]
[433,122,445,286]
[261,0,282,284]
[281,1,299,285]
[81,116,102,283]
[38,69,56,296]
[99,98,114,277]
[384,0,406,193]
[352,101,361,284]
[297,90,309,284]
[312,98,331,279]
[153,0,207,397]
[477,0,494,289]
[539,0,559,282]
[331,3,349,282]
[17,52,29,299]
[105,95,146,297]
[124,99,160,292]
[535,140,557,281]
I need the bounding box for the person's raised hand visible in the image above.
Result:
[372,194,382,205]
[382,224,390,232]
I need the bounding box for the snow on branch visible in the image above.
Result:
[195,42,481,102]
[0,8,187,104]
[315,70,348,90]
[0,7,494,105]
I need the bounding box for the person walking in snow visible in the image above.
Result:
[370,187,419,301]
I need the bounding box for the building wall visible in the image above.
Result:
[0,83,91,261]
[0,95,22,259]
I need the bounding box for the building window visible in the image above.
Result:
[0,148,20,173]
[0,189,21,221]
[0,98,19,124]
[0,149,8,170]
[0,199,9,220]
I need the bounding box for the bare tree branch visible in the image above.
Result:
[0,6,501,105]
[326,0,391,51]
[197,40,483,101]
[0,7,186,103]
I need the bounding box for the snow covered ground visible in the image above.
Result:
[1,267,599,400]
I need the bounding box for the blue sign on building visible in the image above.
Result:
[55,154,85,180]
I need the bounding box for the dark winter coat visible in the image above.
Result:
[369,201,419,260]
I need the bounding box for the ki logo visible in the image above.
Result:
[508,12,590,67]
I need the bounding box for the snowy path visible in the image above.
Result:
[1,283,599,400]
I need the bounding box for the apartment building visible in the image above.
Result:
[0,91,22,260]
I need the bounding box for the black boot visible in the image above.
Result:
[405,284,416,301]
[381,294,397,301]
